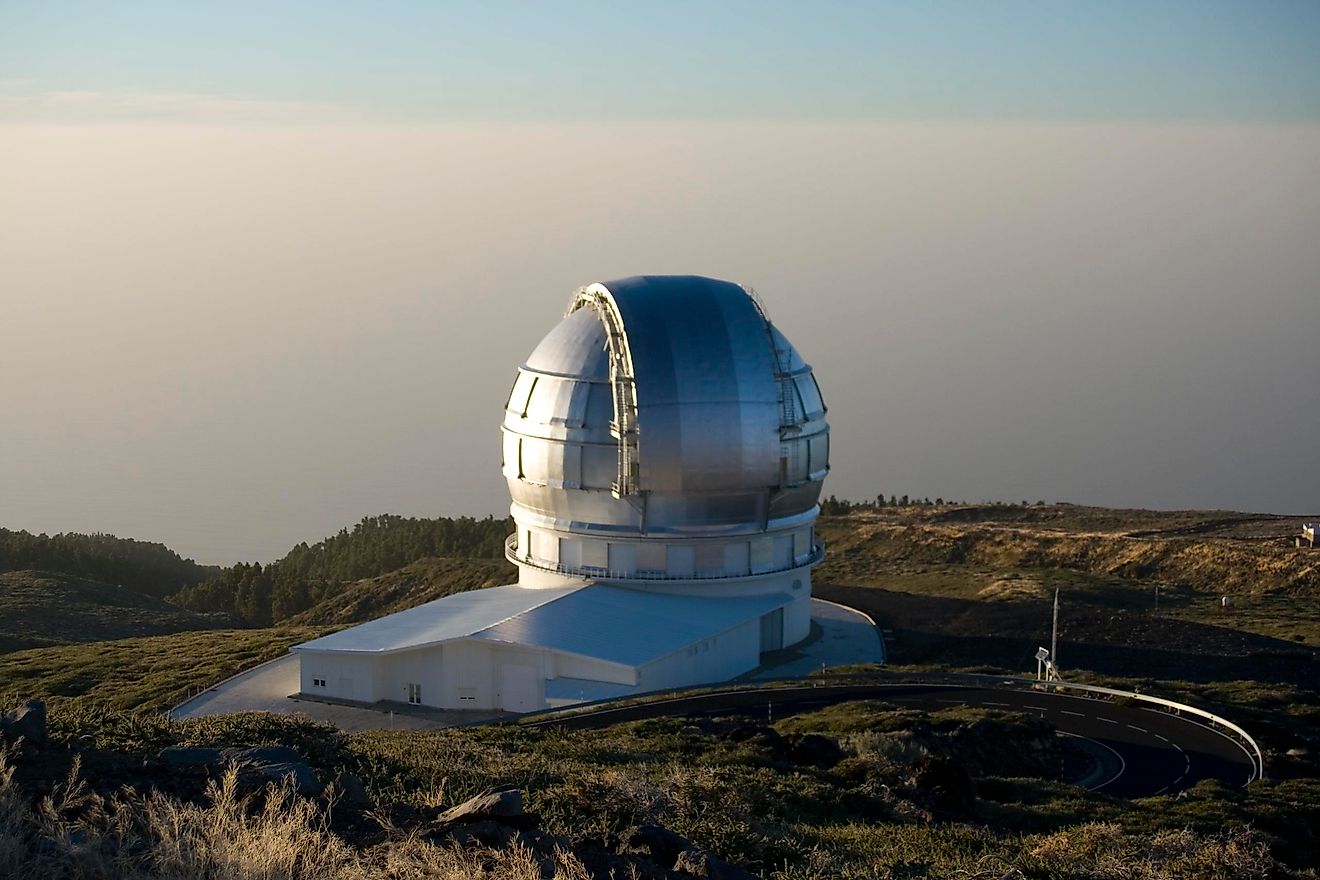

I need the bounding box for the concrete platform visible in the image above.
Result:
[748,597,884,680]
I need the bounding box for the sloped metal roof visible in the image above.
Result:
[291,584,583,654]
[291,582,790,668]
[478,586,791,667]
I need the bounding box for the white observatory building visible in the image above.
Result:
[292,276,830,711]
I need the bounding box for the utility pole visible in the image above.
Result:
[1051,589,1060,672]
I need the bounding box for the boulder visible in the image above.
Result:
[332,771,373,808]
[1,699,48,747]
[436,819,520,849]
[158,745,322,795]
[628,823,695,869]
[786,733,844,769]
[674,848,761,880]
[906,755,975,818]
[436,787,538,829]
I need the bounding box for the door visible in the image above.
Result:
[499,664,539,712]
[760,609,784,654]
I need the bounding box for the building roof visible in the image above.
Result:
[478,586,791,667]
[292,584,582,655]
[292,582,791,668]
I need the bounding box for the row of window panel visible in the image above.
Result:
[505,371,609,428]
[503,434,616,488]
[504,432,828,490]
[506,369,823,432]
[780,431,830,485]
[517,530,815,576]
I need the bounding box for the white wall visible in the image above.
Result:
[554,652,636,685]
[636,616,763,693]
[298,651,386,704]
[368,640,558,711]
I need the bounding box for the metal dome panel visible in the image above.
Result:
[523,306,609,380]
[503,275,829,542]
[579,276,782,495]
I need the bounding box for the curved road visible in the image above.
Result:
[526,683,1256,798]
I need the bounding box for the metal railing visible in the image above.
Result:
[505,533,825,582]
[1027,677,1266,782]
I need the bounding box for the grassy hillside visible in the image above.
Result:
[0,626,325,713]
[0,570,237,654]
[814,504,1320,688]
[287,556,516,626]
[2,672,1317,878]
[816,505,1320,597]
[3,503,1318,876]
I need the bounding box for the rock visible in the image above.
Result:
[157,745,323,796]
[724,724,782,748]
[675,848,761,880]
[436,787,538,829]
[437,819,520,849]
[333,771,373,807]
[436,787,520,822]
[786,733,844,769]
[628,823,695,869]
[906,756,975,818]
[1,699,48,747]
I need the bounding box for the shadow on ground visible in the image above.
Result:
[816,583,1320,690]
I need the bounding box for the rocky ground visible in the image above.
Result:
[0,696,1080,879]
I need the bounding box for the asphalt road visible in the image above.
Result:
[526,683,1257,798]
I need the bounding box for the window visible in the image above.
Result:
[458,687,477,702]
[794,373,825,419]
[311,677,326,688]
[407,683,422,705]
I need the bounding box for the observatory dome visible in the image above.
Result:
[503,276,829,605]
[289,275,839,716]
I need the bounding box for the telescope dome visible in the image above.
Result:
[502,276,829,549]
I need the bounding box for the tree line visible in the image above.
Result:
[169,514,513,626]
[819,495,1049,515]
[0,528,218,598]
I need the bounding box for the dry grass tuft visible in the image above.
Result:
[1028,821,1273,879]
[0,747,594,879]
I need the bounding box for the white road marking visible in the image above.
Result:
[1154,733,1169,742]
[1127,725,1147,733]
[1098,717,1118,724]
[982,701,1009,707]
[1062,710,1084,717]
[1025,705,1047,711]
[1075,734,1128,792]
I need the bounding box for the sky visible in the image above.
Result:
[2,3,1318,564]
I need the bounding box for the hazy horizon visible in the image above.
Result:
[4,121,1317,564]
[3,3,1318,565]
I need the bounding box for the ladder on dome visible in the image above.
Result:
[571,287,640,498]
[744,284,799,431]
